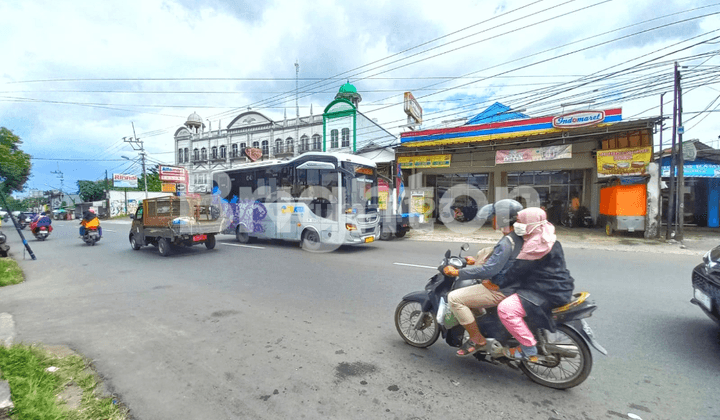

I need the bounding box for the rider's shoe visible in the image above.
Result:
[503,345,539,363]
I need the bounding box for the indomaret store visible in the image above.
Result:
[397,106,662,237]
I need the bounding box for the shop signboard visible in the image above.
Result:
[661,163,720,178]
[161,183,177,193]
[398,154,451,169]
[597,146,652,177]
[495,145,572,164]
[159,165,188,183]
[553,110,605,129]
[410,192,425,223]
[113,174,138,188]
[378,178,389,211]
[403,92,423,124]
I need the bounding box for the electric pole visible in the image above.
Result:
[676,66,684,242]
[666,62,679,240]
[124,122,148,200]
[50,167,64,210]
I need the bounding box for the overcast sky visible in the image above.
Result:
[1,0,719,195]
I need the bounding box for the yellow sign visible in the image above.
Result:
[161,183,177,192]
[597,146,652,178]
[398,154,451,169]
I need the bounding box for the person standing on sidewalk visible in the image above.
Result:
[443,199,524,357]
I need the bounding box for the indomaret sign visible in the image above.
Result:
[552,110,605,129]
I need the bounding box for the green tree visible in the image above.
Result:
[76,180,107,202]
[0,128,32,194]
[134,167,162,192]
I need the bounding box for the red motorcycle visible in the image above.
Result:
[30,215,53,241]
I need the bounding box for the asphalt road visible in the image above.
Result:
[2,220,719,420]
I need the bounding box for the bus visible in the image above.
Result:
[212,152,379,250]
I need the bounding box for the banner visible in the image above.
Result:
[378,178,389,211]
[597,146,652,177]
[161,183,177,193]
[113,174,138,188]
[495,145,572,165]
[662,163,720,178]
[159,165,188,182]
[398,154,451,169]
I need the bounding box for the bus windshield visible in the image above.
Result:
[342,162,378,212]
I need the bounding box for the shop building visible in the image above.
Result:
[660,140,720,228]
[397,104,661,236]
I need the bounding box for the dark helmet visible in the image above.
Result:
[477,199,523,228]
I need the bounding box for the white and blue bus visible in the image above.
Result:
[212,152,379,250]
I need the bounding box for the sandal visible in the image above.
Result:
[502,345,539,363]
[456,339,486,357]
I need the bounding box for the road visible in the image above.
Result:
[2,220,719,420]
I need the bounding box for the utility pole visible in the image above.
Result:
[124,122,148,200]
[295,60,300,155]
[105,170,110,219]
[676,67,684,242]
[666,62,678,240]
[50,167,64,210]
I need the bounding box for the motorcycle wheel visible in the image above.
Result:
[394,300,440,348]
[519,324,592,389]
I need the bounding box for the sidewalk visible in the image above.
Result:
[404,222,720,256]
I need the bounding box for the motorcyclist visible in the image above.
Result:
[497,207,574,363]
[443,199,524,357]
[31,212,52,235]
[79,210,102,238]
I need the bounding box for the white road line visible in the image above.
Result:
[393,262,437,270]
[103,229,117,232]
[221,243,266,250]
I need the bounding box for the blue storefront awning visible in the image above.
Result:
[661,157,720,178]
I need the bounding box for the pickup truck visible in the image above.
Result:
[129,195,224,257]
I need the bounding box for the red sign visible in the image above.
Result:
[159,165,188,183]
[245,147,262,162]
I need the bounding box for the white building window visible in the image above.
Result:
[341,128,350,147]
[331,130,339,148]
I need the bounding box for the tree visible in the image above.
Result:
[77,180,107,202]
[134,167,162,192]
[0,128,32,194]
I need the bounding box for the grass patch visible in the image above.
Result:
[0,344,128,420]
[0,258,23,287]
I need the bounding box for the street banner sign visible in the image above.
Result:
[113,174,138,188]
[161,183,177,192]
[159,165,188,183]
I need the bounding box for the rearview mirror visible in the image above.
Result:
[129,214,135,220]
[461,243,470,252]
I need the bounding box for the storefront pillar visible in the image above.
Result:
[708,178,720,228]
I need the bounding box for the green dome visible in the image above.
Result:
[339,82,357,94]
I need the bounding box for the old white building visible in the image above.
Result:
[174,83,396,192]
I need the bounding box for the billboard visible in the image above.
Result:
[159,165,188,183]
[597,146,652,177]
[113,174,138,188]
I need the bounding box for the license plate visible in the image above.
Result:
[695,288,712,311]
[364,236,374,243]
[193,234,207,242]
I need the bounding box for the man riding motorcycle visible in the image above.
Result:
[79,210,102,238]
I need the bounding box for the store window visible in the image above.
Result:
[433,173,490,222]
[507,170,584,225]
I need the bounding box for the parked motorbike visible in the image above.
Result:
[394,244,606,389]
[82,226,101,246]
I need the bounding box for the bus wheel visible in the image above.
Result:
[236,226,251,243]
[302,229,321,251]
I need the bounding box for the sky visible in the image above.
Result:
[1,0,719,197]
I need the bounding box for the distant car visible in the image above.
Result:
[691,245,720,324]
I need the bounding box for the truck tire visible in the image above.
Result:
[130,234,141,250]
[379,231,393,241]
[205,234,216,250]
[395,229,407,238]
[158,238,172,257]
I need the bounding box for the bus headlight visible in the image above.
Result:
[345,223,358,231]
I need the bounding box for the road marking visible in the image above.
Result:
[103,229,117,232]
[393,262,437,270]
[221,243,265,250]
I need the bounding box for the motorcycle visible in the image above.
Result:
[82,226,101,246]
[394,243,607,389]
[30,217,53,241]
